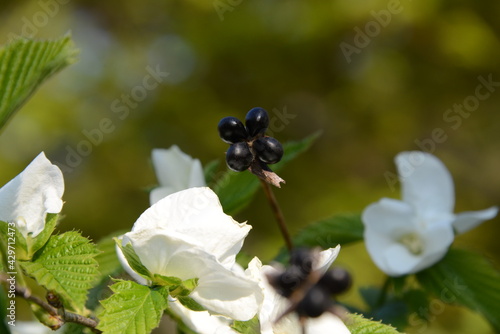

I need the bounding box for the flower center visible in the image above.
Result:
[399,233,424,255]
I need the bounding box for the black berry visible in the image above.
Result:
[226,142,253,172]
[245,107,269,138]
[253,137,283,164]
[296,286,333,318]
[272,265,307,297]
[289,248,314,276]
[318,267,352,295]
[218,117,248,144]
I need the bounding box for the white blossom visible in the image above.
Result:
[118,187,263,321]
[246,246,351,334]
[150,145,205,204]
[362,151,498,276]
[0,152,64,238]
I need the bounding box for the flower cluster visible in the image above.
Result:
[218,107,283,172]
[362,151,498,276]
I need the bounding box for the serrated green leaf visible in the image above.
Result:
[97,280,169,334]
[177,295,206,312]
[232,315,260,334]
[62,322,93,334]
[0,35,78,130]
[20,231,99,313]
[347,313,402,334]
[27,213,58,258]
[215,132,320,215]
[275,213,364,262]
[116,239,152,281]
[416,248,500,332]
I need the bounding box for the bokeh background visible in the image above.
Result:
[1,1,499,333]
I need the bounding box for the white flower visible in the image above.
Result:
[150,145,206,204]
[118,187,263,321]
[362,151,498,276]
[0,152,64,238]
[246,246,351,334]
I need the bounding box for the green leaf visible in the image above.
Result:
[27,213,58,258]
[215,132,320,215]
[232,315,260,334]
[416,248,500,332]
[0,35,78,130]
[275,213,364,262]
[346,313,402,334]
[97,280,169,334]
[20,231,100,313]
[177,295,206,312]
[116,239,152,281]
[203,159,221,186]
[153,273,182,288]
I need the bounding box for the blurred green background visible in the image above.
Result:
[1,0,499,333]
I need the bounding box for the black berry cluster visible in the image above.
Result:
[218,107,284,172]
[268,248,352,318]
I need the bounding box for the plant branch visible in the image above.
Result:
[0,274,102,333]
[258,178,293,252]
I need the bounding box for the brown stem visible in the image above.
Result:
[259,178,293,252]
[0,275,102,333]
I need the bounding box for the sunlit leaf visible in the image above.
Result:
[97,280,169,334]
[347,313,402,334]
[20,231,100,313]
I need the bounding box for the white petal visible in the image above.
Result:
[151,146,205,194]
[149,186,177,205]
[192,261,263,321]
[306,313,350,334]
[362,198,417,237]
[314,245,341,274]
[452,206,499,234]
[168,300,237,334]
[0,152,64,237]
[395,151,454,215]
[383,243,422,276]
[134,187,251,268]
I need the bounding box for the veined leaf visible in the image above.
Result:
[215,132,320,215]
[275,213,364,262]
[177,295,206,312]
[97,280,169,334]
[116,240,152,281]
[416,248,500,332]
[347,313,402,334]
[20,231,100,313]
[0,220,28,261]
[0,35,78,130]
[27,213,58,258]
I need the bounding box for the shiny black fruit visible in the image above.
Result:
[253,137,283,164]
[218,116,248,144]
[226,142,253,172]
[245,107,269,138]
